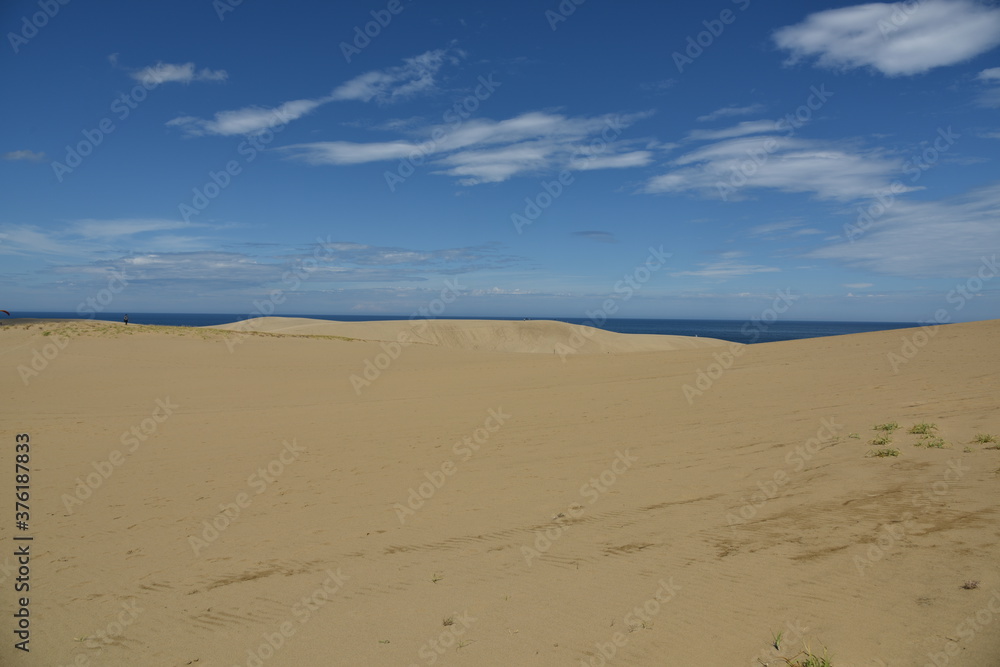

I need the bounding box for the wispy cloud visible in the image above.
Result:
[748,220,823,238]
[131,62,228,85]
[697,104,766,122]
[328,49,457,103]
[70,219,198,240]
[977,67,1000,107]
[3,150,46,162]
[282,111,653,185]
[671,253,781,279]
[809,182,1000,277]
[167,50,456,137]
[643,133,907,201]
[168,98,329,137]
[686,120,778,142]
[774,0,1000,76]
[640,79,677,94]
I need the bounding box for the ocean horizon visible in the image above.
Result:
[7,312,921,346]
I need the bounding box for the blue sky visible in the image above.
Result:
[2,0,999,321]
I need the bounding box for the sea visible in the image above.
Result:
[10,312,921,345]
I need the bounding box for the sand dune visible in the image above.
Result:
[210,316,731,354]
[1,318,998,666]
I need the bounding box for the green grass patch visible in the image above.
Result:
[909,422,937,435]
[869,434,893,447]
[867,448,900,458]
[873,422,900,433]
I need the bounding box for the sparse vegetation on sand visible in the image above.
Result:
[972,433,998,445]
[873,422,900,433]
[869,434,893,447]
[915,437,947,449]
[782,649,833,666]
[867,448,900,458]
[909,422,937,435]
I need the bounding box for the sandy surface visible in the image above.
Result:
[1,317,998,666]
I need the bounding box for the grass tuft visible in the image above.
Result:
[869,434,893,447]
[909,422,937,435]
[867,448,900,458]
[873,422,900,433]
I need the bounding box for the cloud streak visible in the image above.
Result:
[131,62,228,85]
[282,111,654,185]
[166,50,455,137]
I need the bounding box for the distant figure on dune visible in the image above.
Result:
[123,314,129,326]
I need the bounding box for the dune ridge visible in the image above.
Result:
[210,316,732,354]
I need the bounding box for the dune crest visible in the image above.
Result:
[210,317,731,354]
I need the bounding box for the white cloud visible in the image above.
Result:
[671,257,781,279]
[686,120,778,142]
[569,151,653,170]
[809,182,1000,277]
[71,219,196,239]
[749,220,824,238]
[3,150,46,162]
[774,0,1000,76]
[329,49,454,103]
[977,67,1000,107]
[167,50,454,137]
[644,134,907,201]
[282,111,654,185]
[697,104,766,122]
[168,98,328,137]
[132,62,228,85]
